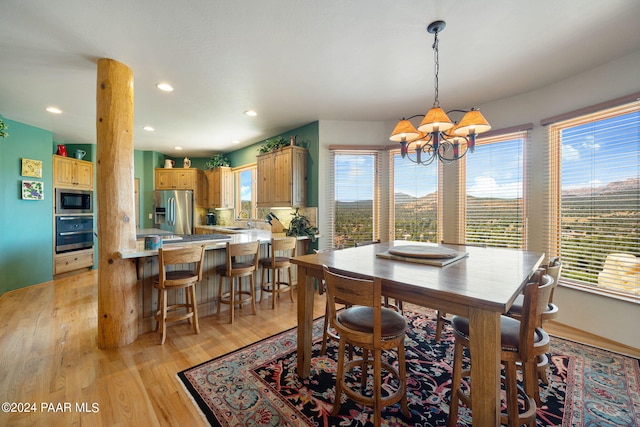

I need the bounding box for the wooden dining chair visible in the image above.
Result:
[216,241,260,323]
[323,265,410,427]
[355,240,403,313]
[154,244,205,345]
[506,257,562,396]
[434,241,487,341]
[314,247,344,355]
[259,237,297,309]
[447,268,553,427]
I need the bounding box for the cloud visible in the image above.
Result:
[467,175,522,199]
[562,144,581,162]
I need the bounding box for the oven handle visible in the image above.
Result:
[59,230,94,236]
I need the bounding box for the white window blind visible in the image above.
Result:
[465,131,526,248]
[548,101,639,297]
[328,150,380,248]
[390,149,439,242]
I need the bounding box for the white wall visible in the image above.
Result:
[316,49,640,348]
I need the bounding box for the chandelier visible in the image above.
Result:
[389,20,491,165]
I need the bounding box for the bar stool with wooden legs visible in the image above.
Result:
[447,269,553,427]
[506,257,562,402]
[323,265,410,427]
[154,244,205,345]
[314,247,346,356]
[259,237,297,309]
[216,241,260,324]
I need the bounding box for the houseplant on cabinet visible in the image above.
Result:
[206,154,230,169]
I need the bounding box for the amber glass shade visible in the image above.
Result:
[417,107,454,133]
[454,109,491,136]
[389,119,421,142]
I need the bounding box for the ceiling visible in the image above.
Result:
[2,1,640,158]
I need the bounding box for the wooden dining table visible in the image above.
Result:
[291,241,544,427]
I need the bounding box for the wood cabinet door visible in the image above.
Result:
[174,170,195,189]
[75,162,94,190]
[53,156,75,188]
[220,168,234,209]
[257,154,274,207]
[273,148,292,205]
[291,147,307,207]
[155,169,174,189]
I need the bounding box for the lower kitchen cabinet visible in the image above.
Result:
[54,249,94,275]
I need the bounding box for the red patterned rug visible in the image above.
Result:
[178,306,640,426]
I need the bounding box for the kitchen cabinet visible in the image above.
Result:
[154,168,207,207]
[257,146,307,208]
[54,248,94,275]
[53,155,94,190]
[205,167,234,209]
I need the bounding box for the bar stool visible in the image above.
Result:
[154,244,205,345]
[259,237,297,309]
[216,241,260,323]
[323,265,410,427]
[447,269,553,427]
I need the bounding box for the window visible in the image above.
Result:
[465,131,526,248]
[549,101,639,297]
[391,150,439,242]
[329,150,380,248]
[235,166,256,219]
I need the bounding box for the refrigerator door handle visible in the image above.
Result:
[168,197,176,226]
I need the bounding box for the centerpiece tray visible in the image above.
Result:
[376,244,468,267]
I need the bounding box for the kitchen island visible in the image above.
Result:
[118,229,311,334]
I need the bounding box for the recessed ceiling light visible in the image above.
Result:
[156,83,174,92]
[46,106,62,114]
[174,146,183,150]
[143,126,155,131]
[244,110,257,117]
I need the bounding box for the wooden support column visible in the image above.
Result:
[96,58,138,349]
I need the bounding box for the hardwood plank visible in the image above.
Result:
[0,270,326,426]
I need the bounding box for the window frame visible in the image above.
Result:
[546,100,639,302]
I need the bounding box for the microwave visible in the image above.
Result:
[56,188,93,214]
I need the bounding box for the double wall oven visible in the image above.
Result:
[55,189,94,254]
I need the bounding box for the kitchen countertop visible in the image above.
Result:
[117,229,311,259]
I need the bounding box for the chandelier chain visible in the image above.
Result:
[433,30,440,108]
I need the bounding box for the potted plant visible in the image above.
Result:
[205,154,230,169]
[285,208,319,241]
[258,136,289,154]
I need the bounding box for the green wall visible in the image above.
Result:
[0,118,55,294]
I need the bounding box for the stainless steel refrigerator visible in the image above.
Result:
[153,190,194,235]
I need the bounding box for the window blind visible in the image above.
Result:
[547,100,639,298]
[328,150,380,248]
[463,131,527,248]
[390,149,439,242]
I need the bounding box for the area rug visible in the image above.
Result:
[178,306,640,426]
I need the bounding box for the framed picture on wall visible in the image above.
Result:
[22,180,44,200]
[21,158,43,178]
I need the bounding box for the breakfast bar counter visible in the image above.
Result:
[117,229,311,334]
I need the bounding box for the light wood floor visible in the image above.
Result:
[0,270,637,426]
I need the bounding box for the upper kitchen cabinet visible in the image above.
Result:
[53,155,94,190]
[257,146,307,208]
[205,167,234,209]
[154,168,207,207]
